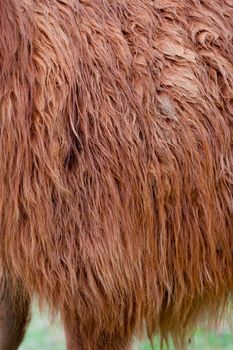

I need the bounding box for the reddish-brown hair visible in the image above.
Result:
[0,0,233,348]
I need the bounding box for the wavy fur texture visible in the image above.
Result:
[0,0,233,348]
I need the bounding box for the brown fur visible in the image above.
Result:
[0,0,233,349]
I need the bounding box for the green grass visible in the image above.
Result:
[19,308,233,350]
[19,308,65,350]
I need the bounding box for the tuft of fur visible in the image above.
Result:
[0,0,233,348]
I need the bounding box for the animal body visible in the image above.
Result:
[0,0,233,349]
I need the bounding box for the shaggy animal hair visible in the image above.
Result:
[0,0,233,349]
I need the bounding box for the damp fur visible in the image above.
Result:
[0,0,233,349]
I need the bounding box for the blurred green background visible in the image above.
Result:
[19,307,233,350]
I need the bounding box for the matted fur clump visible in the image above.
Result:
[0,0,233,349]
